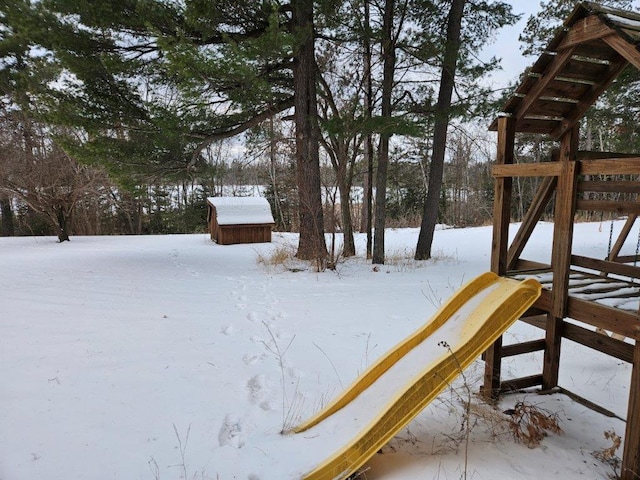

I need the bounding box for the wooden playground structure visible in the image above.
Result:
[484,3,640,479]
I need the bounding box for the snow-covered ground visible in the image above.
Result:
[1,222,634,479]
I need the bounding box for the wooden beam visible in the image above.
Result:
[551,56,628,139]
[520,314,547,330]
[485,116,516,401]
[512,259,552,271]
[544,128,579,390]
[576,200,640,215]
[621,342,640,480]
[534,289,640,340]
[604,34,640,71]
[566,297,640,341]
[579,181,640,194]
[609,215,638,262]
[491,116,516,275]
[614,254,640,264]
[555,386,624,420]
[543,313,564,390]
[558,15,616,50]
[552,131,579,319]
[571,254,640,279]
[577,151,640,160]
[500,375,543,393]
[492,162,564,178]
[483,335,503,401]
[501,339,547,357]
[562,321,634,363]
[513,46,578,122]
[580,158,640,175]
[520,313,636,362]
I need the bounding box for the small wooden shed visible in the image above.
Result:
[206,197,275,245]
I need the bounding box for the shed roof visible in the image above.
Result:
[490,2,640,139]
[207,197,275,226]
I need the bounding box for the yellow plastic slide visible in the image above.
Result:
[292,272,541,480]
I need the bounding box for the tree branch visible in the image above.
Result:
[189,96,295,165]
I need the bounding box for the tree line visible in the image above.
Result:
[1,0,639,263]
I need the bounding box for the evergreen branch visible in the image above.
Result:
[189,96,295,164]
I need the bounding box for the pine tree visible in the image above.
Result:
[1,0,331,256]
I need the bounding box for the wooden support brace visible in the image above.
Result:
[483,336,503,400]
[542,314,564,390]
[622,342,640,480]
[484,116,515,400]
[609,214,638,262]
[551,130,579,319]
[491,116,516,276]
[544,127,579,390]
[500,374,543,393]
[557,15,615,50]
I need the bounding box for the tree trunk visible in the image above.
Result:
[268,116,286,230]
[372,0,396,265]
[0,194,15,237]
[361,0,374,260]
[415,0,466,260]
[337,172,356,256]
[54,205,71,242]
[292,0,328,261]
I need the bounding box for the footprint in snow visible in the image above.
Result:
[243,353,265,365]
[247,375,275,411]
[221,325,235,336]
[270,311,286,321]
[218,414,246,448]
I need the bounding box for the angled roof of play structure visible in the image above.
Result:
[490,1,640,139]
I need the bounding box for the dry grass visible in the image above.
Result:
[256,244,297,267]
[593,429,622,479]
[505,401,563,448]
[382,247,457,272]
[255,243,312,273]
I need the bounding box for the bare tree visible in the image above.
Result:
[0,192,14,236]
[0,115,109,241]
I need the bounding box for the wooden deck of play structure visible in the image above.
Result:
[483,3,640,479]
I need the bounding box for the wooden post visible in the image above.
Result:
[491,116,516,276]
[622,342,640,480]
[543,127,579,390]
[484,116,515,399]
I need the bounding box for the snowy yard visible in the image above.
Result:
[0,222,633,479]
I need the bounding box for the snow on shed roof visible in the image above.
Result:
[207,197,275,226]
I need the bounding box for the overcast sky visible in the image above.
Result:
[484,1,640,90]
[480,2,545,90]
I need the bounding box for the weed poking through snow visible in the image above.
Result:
[504,401,563,448]
[592,429,622,479]
[260,321,303,433]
